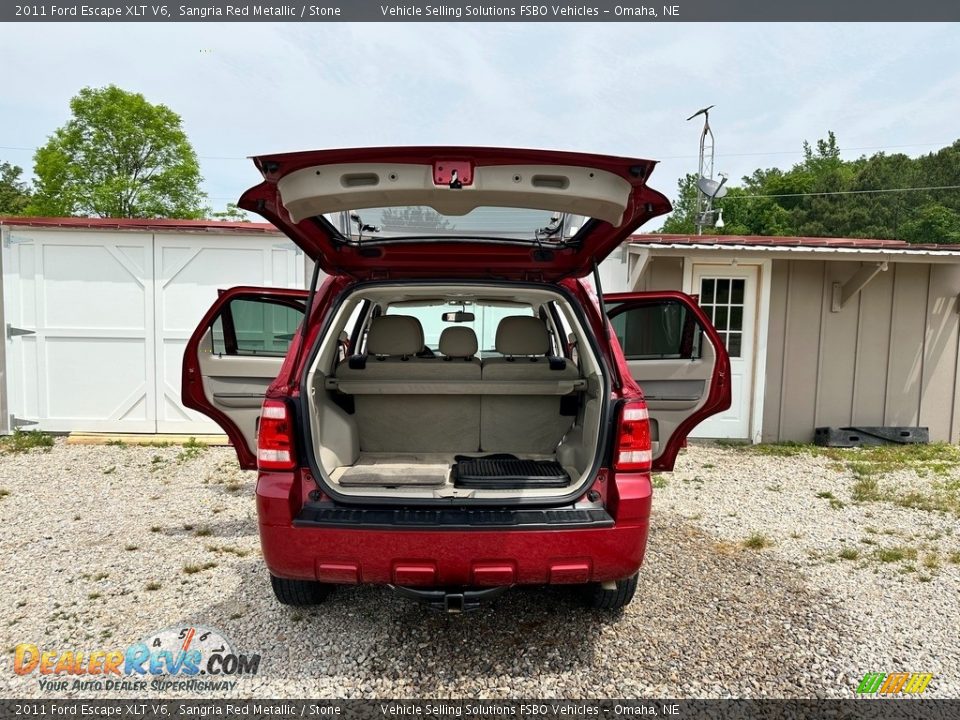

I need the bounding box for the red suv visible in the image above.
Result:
[183,147,730,612]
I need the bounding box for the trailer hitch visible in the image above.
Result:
[389,585,509,613]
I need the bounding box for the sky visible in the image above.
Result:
[2,22,959,226]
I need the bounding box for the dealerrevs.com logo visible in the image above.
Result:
[14,625,260,693]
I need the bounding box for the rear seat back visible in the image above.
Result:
[336,316,480,453]
[481,316,580,454]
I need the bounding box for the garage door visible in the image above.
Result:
[2,228,304,433]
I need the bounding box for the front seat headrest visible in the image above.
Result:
[439,326,478,359]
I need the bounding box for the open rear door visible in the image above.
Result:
[182,287,309,469]
[605,291,731,471]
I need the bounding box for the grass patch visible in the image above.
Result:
[0,489,9,500]
[205,544,249,557]
[714,439,751,448]
[145,581,162,591]
[103,466,116,475]
[224,483,243,493]
[124,544,138,552]
[839,547,860,561]
[193,528,212,537]
[651,474,668,489]
[182,561,218,575]
[731,443,960,516]
[150,526,161,533]
[87,592,101,600]
[92,572,109,581]
[922,554,940,570]
[874,546,918,563]
[742,532,773,550]
[948,552,960,564]
[0,429,54,454]
[177,437,207,463]
[105,440,126,447]
[816,491,835,499]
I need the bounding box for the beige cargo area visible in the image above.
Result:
[304,284,607,502]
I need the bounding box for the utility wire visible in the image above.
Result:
[722,184,960,201]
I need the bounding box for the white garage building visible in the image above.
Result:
[0,218,304,435]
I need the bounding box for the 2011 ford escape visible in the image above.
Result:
[182,147,731,611]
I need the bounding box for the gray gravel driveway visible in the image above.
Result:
[0,440,956,698]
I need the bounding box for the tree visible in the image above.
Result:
[29,85,205,218]
[656,133,960,244]
[0,162,31,215]
[659,174,698,234]
[379,206,453,232]
[209,203,251,222]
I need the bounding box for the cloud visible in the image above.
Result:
[1,22,956,213]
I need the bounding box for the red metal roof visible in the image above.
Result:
[629,233,954,252]
[0,216,281,235]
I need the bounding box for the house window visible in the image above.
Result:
[699,277,745,357]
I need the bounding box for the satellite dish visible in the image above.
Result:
[697,176,728,199]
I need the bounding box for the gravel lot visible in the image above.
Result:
[0,439,957,699]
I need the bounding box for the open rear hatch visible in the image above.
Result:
[237,146,671,281]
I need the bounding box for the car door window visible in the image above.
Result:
[211,297,305,357]
[609,300,701,360]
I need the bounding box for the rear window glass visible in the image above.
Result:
[342,207,584,241]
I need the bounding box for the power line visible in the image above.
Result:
[723,184,960,201]
[658,141,954,161]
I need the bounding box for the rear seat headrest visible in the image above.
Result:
[495,316,550,356]
[366,315,424,357]
[439,326,478,359]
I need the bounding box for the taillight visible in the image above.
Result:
[615,400,652,472]
[257,399,296,471]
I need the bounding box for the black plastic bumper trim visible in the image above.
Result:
[292,504,614,530]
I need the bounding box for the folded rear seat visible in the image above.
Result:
[480,316,581,454]
[335,317,481,453]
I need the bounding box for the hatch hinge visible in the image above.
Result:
[10,414,38,430]
[6,324,35,339]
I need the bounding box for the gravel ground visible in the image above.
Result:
[0,439,957,699]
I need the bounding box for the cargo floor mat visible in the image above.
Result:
[453,456,570,489]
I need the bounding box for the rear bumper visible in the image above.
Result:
[256,469,652,587]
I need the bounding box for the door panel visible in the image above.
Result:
[605,291,731,471]
[183,288,308,468]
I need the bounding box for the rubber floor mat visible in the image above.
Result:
[453,457,569,489]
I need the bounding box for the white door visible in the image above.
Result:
[688,264,758,439]
[3,229,303,434]
[153,234,304,434]
[3,230,157,433]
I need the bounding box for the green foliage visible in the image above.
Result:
[209,203,251,222]
[0,162,32,215]
[29,85,205,218]
[0,429,55,453]
[657,133,960,244]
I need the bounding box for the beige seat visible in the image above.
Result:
[480,316,580,454]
